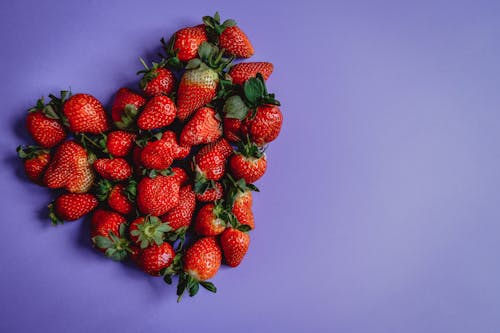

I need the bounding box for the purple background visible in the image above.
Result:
[1,0,500,332]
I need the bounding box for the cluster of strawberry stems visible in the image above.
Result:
[16,13,282,301]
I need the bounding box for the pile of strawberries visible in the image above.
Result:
[16,13,282,301]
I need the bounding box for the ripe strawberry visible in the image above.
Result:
[105,131,136,157]
[229,141,267,184]
[193,139,233,192]
[26,92,68,148]
[176,43,232,121]
[129,215,171,249]
[180,107,222,146]
[223,117,243,142]
[220,228,250,267]
[203,13,254,58]
[229,62,273,85]
[96,179,136,215]
[139,242,175,276]
[183,237,221,281]
[161,185,196,231]
[93,158,132,181]
[137,174,180,216]
[111,88,146,128]
[17,145,51,184]
[162,25,208,64]
[242,105,283,146]
[194,202,228,236]
[62,93,109,134]
[171,167,189,185]
[49,193,98,224]
[137,95,176,130]
[176,237,220,301]
[43,140,94,193]
[137,58,175,97]
[91,209,130,261]
[227,181,256,229]
[196,181,224,202]
[140,131,189,170]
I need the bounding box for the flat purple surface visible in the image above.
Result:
[1,0,500,332]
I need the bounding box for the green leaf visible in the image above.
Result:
[189,281,200,297]
[238,224,252,232]
[223,95,249,120]
[243,77,265,106]
[163,274,172,285]
[93,236,113,249]
[199,281,217,293]
[185,58,202,70]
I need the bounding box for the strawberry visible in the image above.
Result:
[224,176,258,229]
[43,140,94,193]
[91,209,130,261]
[196,181,224,202]
[161,185,196,231]
[26,92,68,148]
[111,88,146,129]
[105,131,136,157]
[242,104,283,146]
[193,138,233,192]
[203,12,254,58]
[62,93,109,134]
[223,117,243,142]
[176,42,232,121]
[176,237,221,301]
[137,95,176,130]
[93,158,132,181]
[229,62,273,85]
[129,215,171,249]
[220,228,250,267]
[139,242,175,276]
[229,141,267,184]
[137,58,175,97]
[48,193,98,224]
[139,131,189,170]
[180,107,222,146]
[137,174,180,216]
[17,145,51,184]
[171,167,189,185]
[162,25,208,65]
[96,179,136,215]
[194,202,228,236]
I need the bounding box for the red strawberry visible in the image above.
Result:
[228,62,273,85]
[91,209,130,261]
[93,158,132,181]
[203,13,254,58]
[111,88,146,128]
[229,141,267,184]
[137,58,175,97]
[137,95,176,130]
[139,242,175,276]
[220,228,250,267]
[242,105,283,146]
[95,179,136,215]
[193,139,233,192]
[163,25,208,63]
[49,193,98,224]
[194,202,228,236]
[176,43,232,121]
[17,145,51,184]
[161,185,196,231]
[26,93,68,148]
[140,131,189,170]
[105,131,136,157]
[223,117,243,142]
[129,215,171,249]
[43,140,94,193]
[180,107,222,146]
[183,237,221,281]
[230,188,255,229]
[137,174,180,216]
[171,167,189,185]
[196,181,224,202]
[62,93,109,134]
